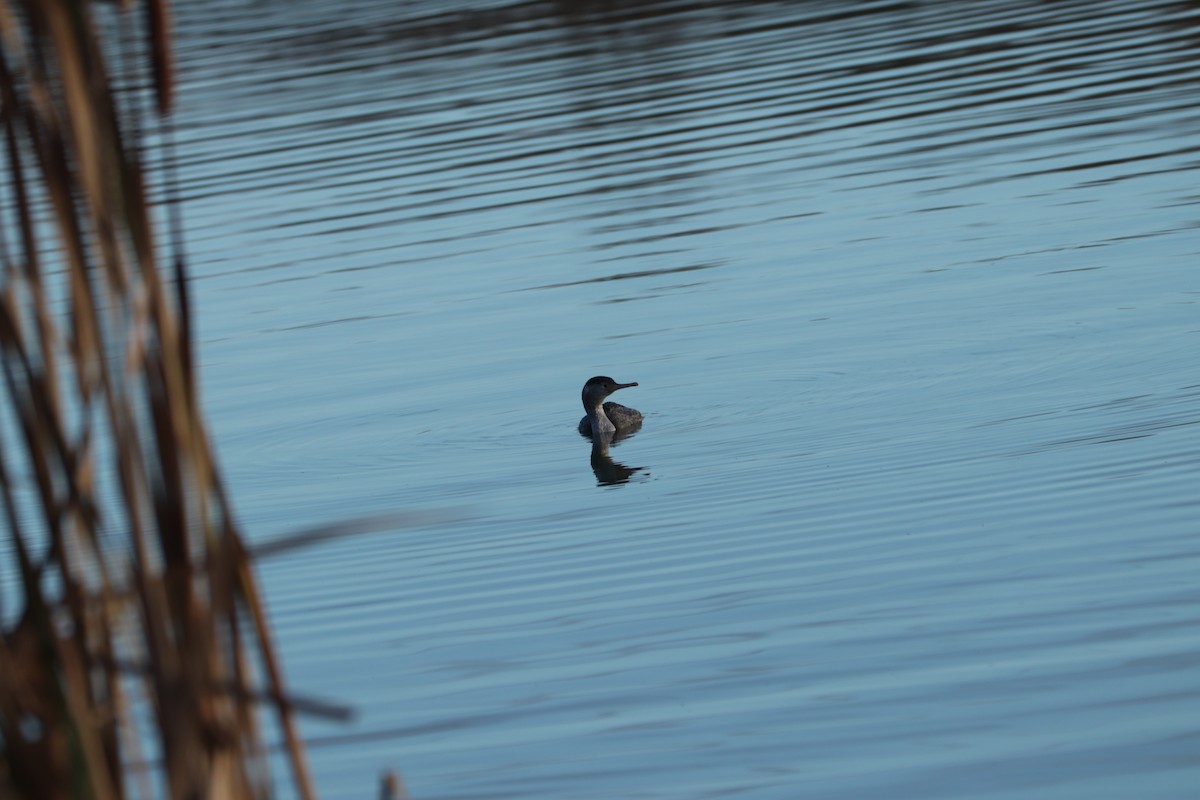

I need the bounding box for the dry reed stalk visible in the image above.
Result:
[0,1,316,797]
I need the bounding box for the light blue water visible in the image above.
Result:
[166,0,1197,797]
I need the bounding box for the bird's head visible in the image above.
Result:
[582,375,638,408]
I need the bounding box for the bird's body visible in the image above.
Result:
[578,376,643,437]
[579,401,643,436]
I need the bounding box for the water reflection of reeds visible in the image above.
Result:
[0,2,316,796]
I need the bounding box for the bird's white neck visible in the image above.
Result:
[586,404,616,435]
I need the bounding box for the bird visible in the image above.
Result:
[578,376,643,437]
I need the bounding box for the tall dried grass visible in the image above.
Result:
[0,1,315,796]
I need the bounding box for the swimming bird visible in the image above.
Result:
[578,376,643,437]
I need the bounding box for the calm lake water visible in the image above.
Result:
[165,0,1199,797]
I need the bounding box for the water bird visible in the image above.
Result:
[578,376,643,437]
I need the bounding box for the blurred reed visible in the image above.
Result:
[0,1,318,796]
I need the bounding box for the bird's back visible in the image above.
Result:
[603,401,643,429]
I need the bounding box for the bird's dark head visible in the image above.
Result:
[582,375,638,408]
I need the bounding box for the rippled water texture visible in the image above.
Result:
[167,1,1197,797]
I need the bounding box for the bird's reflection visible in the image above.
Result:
[583,425,645,486]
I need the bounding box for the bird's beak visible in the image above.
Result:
[614,381,638,390]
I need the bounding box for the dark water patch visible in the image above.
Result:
[520,262,719,290]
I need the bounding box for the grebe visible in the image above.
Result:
[578,376,643,437]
